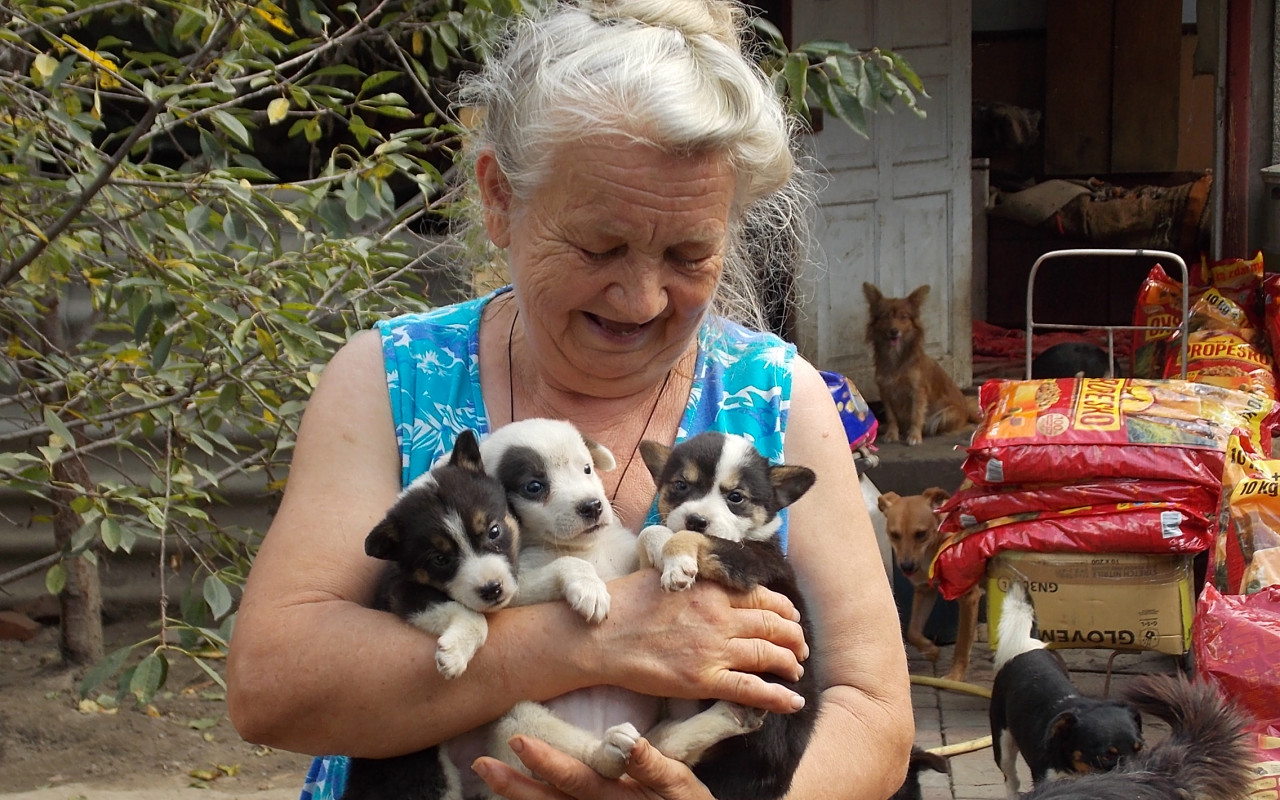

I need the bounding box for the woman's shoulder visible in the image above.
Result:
[699,318,795,370]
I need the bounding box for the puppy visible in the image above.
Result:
[863,282,980,445]
[990,583,1144,800]
[1032,342,1112,379]
[1019,674,1255,800]
[636,431,822,800]
[478,418,658,782]
[891,747,951,800]
[877,487,980,681]
[342,430,521,800]
[479,417,637,622]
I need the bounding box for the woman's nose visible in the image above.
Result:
[604,258,668,321]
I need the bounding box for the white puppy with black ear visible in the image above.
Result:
[478,418,657,780]
[479,417,638,620]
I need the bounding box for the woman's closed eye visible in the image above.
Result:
[581,244,625,262]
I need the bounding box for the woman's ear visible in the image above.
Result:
[476,149,513,248]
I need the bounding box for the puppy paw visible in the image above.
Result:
[725,702,768,733]
[434,636,479,679]
[595,723,642,779]
[905,431,923,446]
[920,643,940,662]
[565,574,611,623]
[881,426,900,443]
[660,554,698,592]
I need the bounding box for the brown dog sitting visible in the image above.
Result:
[862,283,979,445]
[877,487,980,682]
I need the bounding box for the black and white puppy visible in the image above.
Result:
[990,583,1144,800]
[341,429,521,800]
[636,431,822,800]
[479,418,656,780]
[1020,674,1255,800]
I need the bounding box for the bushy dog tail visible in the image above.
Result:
[1121,674,1256,800]
[993,581,1043,670]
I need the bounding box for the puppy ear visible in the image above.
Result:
[922,487,951,508]
[364,517,401,560]
[1046,710,1079,748]
[878,491,902,513]
[907,284,930,308]
[450,429,485,475]
[639,440,670,480]
[862,282,883,307]
[770,464,816,508]
[583,435,617,473]
[1129,706,1143,734]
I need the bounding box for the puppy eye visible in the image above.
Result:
[726,490,745,504]
[583,464,592,475]
[487,523,502,541]
[672,479,688,492]
[522,479,544,496]
[429,553,451,568]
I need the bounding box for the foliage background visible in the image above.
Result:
[0,0,924,703]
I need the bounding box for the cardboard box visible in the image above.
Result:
[986,551,1195,656]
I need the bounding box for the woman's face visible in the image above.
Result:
[480,137,737,397]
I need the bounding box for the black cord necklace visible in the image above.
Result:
[506,303,671,505]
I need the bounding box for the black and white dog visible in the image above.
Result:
[341,429,521,800]
[636,431,822,800]
[989,582,1145,800]
[1019,674,1255,800]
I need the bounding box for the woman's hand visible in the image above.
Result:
[473,735,714,800]
[580,569,809,715]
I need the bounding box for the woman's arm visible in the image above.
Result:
[227,331,808,757]
[781,357,913,800]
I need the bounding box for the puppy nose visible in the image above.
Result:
[685,514,709,533]
[899,560,917,574]
[577,499,603,522]
[477,580,505,604]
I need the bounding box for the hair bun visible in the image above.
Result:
[586,0,744,51]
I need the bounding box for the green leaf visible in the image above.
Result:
[45,562,67,595]
[43,406,75,447]
[80,645,136,698]
[783,52,809,119]
[130,651,169,704]
[151,333,174,372]
[101,517,124,551]
[203,575,234,620]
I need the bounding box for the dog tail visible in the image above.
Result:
[993,581,1043,671]
[1120,674,1256,800]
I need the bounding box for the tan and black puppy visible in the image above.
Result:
[637,431,820,800]
[878,487,980,681]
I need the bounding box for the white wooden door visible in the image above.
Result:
[791,0,974,398]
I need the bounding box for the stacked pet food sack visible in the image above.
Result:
[931,377,1277,600]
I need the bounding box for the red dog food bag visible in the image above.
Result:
[937,478,1217,527]
[1203,251,1265,328]
[932,502,1215,600]
[1214,432,1280,595]
[1163,288,1277,400]
[1131,264,1186,379]
[964,378,1279,489]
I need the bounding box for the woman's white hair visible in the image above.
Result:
[457,0,813,330]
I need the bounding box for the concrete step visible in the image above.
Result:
[861,427,974,498]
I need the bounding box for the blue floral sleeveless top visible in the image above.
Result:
[299,286,795,800]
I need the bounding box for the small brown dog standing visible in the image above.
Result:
[878,487,980,682]
[863,283,979,445]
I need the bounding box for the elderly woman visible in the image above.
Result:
[226,1,913,799]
